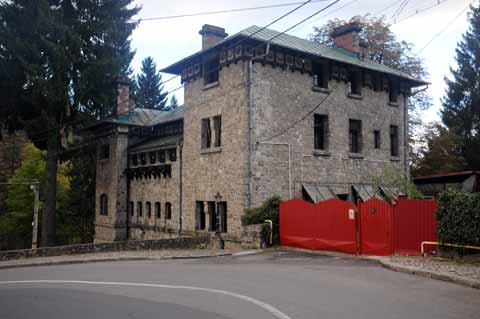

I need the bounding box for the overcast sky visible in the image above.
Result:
[130,0,474,124]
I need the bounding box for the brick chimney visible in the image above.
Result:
[115,76,132,115]
[332,22,362,55]
[199,24,228,50]
[360,41,369,59]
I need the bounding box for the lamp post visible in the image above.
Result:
[30,181,40,249]
[213,192,224,249]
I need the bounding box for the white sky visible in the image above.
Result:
[130,0,474,124]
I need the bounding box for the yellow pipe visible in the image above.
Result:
[264,220,273,245]
[421,241,480,256]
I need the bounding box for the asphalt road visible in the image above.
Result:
[0,251,479,319]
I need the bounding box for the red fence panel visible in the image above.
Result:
[280,198,357,254]
[393,199,437,255]
[359,198,393,256]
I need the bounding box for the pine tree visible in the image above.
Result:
[441,4,480,169]
[0,0,139,246]
[135,57,168,109]
[169,95,179,110]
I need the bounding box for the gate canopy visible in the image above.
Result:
[302,184,336,202]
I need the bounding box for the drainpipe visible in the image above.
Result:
[257,141,292,199]
[178,141,183,235]
[247,43,271,207]
[126,144,130,240]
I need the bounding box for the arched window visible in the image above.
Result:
[100,194,108,216]
[165,202,172,220]
[155,202,161,219]
[146,202,152,218]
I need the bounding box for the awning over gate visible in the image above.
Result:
[352,184,378,201]
[303,184,336,202]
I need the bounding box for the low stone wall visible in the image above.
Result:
[241,224,267,249]
[0,236,210,262]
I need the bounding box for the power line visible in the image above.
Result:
[416,2,471,55]
[134,0,332,22]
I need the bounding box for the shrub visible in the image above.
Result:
[437,190,480,247]
[242,196,281,226]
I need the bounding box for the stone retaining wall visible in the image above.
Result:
[0,236,210,261]
[241,224,267,249]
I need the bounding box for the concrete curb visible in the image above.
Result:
[0,253,235,270]
[280,246,480,289]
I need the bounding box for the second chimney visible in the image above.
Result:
[115,76,133,115]
[331,22,362,55]
[199,24,228,50]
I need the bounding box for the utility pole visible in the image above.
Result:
[30,181,39,249]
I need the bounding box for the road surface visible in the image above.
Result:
[0,250,479,319]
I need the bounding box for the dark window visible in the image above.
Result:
[129,201,134,217]
[196,201,206,230]
[146,201,151,218]
[349,70,362,95]
[99,144,109,160]
[165,202,172,220]
[149,152,156,164]
[389,79,399,103]
[349,120,362,153]
[131,154,138,166]
[374,130,381,149]
[201,118,212,149]
[314,114,328,150]
[204,55,219,85]
[168,148,177,162]
[207,201,218,231]
[218,202,227,233]
[137,201,143,217]
[100,194,108,215]
[213,116,222,147]
[155,202,161,219]
[158,150,166,163]
[390,125,399,157]
[313,62,328,89]
[140,153,147,165]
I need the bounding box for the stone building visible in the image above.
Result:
[90,23,426,243]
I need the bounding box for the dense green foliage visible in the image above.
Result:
[242,196,281,226]
[0,144,70,250]
[135,56,168,109]
[437,190,480,247]
[371,165,423,200]
[441,4,480,170]
[411,123,467,176]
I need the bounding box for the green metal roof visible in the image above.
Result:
[162,25,427,85]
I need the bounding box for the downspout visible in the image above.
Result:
[247,43,271,208]
[178,141,183,235]
[125,134,130,240]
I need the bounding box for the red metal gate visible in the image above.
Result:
[280,198,357,254]
[358,198,393,255]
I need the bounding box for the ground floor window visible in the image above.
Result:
[165,202,172,220]
[137,201,142,217]
[207,201,227,232]
[155,202,161,219]
[207,201,217,231]
[129,201,134,217]
[218,202,227,233]
[196,201,206,230]
[146,202,152,218]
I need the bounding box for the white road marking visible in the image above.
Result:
[0,280,291,319]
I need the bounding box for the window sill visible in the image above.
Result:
[200,147,222,154]
[388,101,399,107]
[347,93,363,100]
[312,86,330,94]
[313,149,331,157]
[390,156,401,161]
[348,152,364,159]
[203,81,219,91]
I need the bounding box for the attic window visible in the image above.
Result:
[349,69,362,96]
[140,153,147,165]
[149,151,156,164]
[204,55,219,85]
[313,62,329,89]
[389,79,399,104]
[158,150,166,163]
[168,148,177,162]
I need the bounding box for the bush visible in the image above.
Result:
[242,196,281,226]
[437,190,480,247]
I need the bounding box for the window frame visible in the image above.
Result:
[213,115,222,148]
[349,69,362,96]
[390,125,399,157]
[349,119,362,154]
[137,201,143,217]
[165,202,172,220]
[99,194,108,216]
[146,201,152,218]
[374,130,381,149]
[203,55,220,85]
[201,118,212,149]
[313,61,329,89]
[314,114,328,150]
[155,202,161,219]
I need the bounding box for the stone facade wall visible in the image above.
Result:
[249,64,407,206]
[94,126,129,242]
[241,224,266,249]
[0,236,209,261]
[181,62,249,241]
[128,145,181,239]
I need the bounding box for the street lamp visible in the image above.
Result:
[30,181,39,249]
[213,192,224,249]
